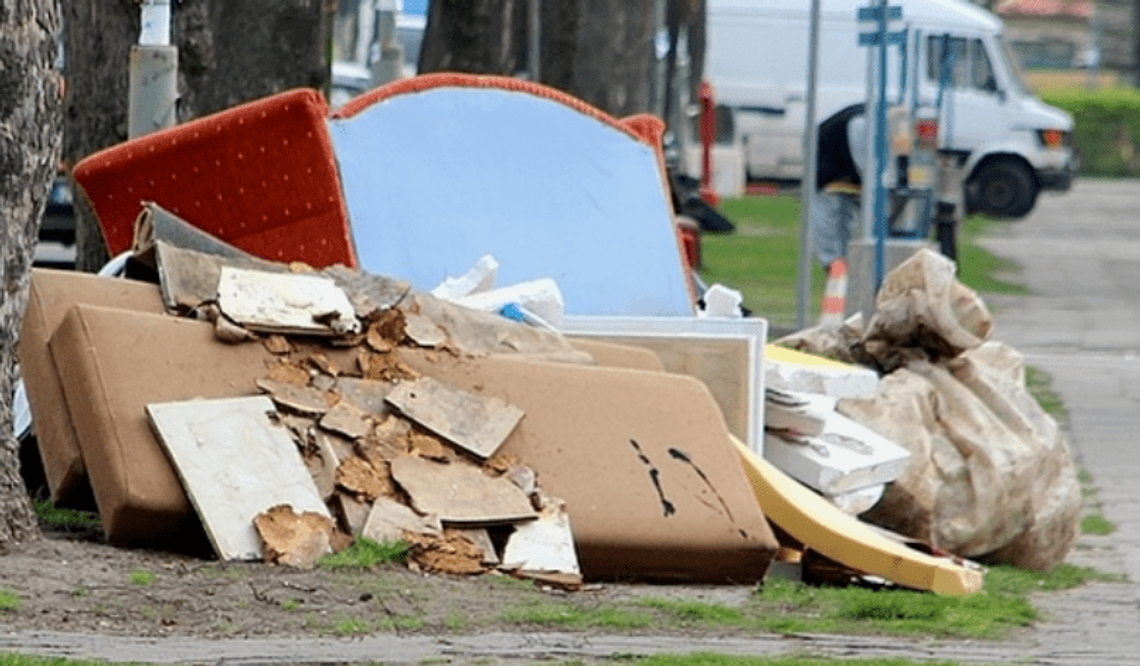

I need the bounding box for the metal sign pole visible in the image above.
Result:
[796,0,823,331]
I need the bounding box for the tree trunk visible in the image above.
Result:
[419,0,656,118]
[419,0,527,75]
[0,0,63,548]
[63,0,331,272]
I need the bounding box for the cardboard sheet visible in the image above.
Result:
[561,315,768,454]
[48,305,283,544]
[18,269,165,506]
[398,349,778,583]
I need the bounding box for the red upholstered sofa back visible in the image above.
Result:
[72,89,356,269]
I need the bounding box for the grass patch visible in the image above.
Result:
[635,598,748,626]
[745,562,1117,640]
[32,498,100,532]
[1075,468,1117,537]
[501,602,655,630]
[331,615,374,635]
[0,587,23,611]
[701,196,1025,330]
[1081,514,1115,536]
[128,569,156,586]
[317,537,409,569]
[601,656,973,666]
[497,560,1116,640]
[954,214,1029,296]
[1024,365,1068,426]
[280,597,301,611]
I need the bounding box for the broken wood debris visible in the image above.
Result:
[254,504,336,569]
[335,457,396,502]
[319,401,372,440]
[265,359,313,386]
[257,378,333,417]
[385,376,524,460]
[262,334,292,355]
[403,530,488,575]
[216,266,360,337]
[360,495,441,544]
[389,456,537,526]
[358,349,418,382]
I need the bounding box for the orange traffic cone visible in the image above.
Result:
[820,258,848,328]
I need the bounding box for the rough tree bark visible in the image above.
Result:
[419,0,656,118]
[63,0,331,272]
[0,0,63,548]
[419,0,528,75]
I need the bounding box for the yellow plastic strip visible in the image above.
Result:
[734,437,983,596]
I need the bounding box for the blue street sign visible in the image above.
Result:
[858,30,906,46]
[857,5,902,21]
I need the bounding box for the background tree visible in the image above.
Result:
[64,0,331,271]
[419,0,658,118]
[0,0,63,546]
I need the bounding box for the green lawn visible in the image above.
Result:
[699,194,825,330]
[700,193,1026,330]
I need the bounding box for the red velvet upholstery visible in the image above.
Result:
[73,89,356,268]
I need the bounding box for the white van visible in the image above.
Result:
[704,0,1076,218]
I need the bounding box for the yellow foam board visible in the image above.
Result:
[734,437,983,596]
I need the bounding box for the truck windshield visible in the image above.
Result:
[995,35,1028,96]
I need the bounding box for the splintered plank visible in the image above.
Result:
[145,395,331,561]
[390,456,536,526]
[361,495,441,544]
[385,377,524,459]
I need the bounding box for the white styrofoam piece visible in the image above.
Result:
[560,315,768,453]
[823,483,886,516]
[501,506,581,575]
[763,409,910,495]
[764,355,880,399]
[431,254,499,300]
[146,395,331,561]
[699,283,744,318]
[216,266,359,335]
[765,388,838,436]
[455,278,565,328]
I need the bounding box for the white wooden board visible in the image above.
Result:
[763,409,911,495]
[146,395,331,561]
[217,266,359,336]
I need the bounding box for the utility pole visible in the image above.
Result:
[129,0,178,139]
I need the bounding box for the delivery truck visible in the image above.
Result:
[705,0,1076,218]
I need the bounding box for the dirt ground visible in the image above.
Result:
[0,520,1136,665]
[0,523,756,641]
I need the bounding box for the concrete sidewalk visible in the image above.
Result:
[982,179,1140,595]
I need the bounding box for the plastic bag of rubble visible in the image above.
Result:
[859,249,993,373]
[776,249,993,373]
[839,341,1081,571]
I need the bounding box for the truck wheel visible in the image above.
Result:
[967,159,1038,219]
